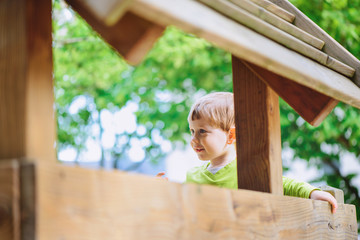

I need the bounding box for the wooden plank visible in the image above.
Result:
[197,0,354,78]
[25,0,56,163]
[249,0,295,23]
[0,0,56,162]
[70,0,133,25]
[0,160,21,240]
[228,0,324,50]
[66,0,165,65]
[232,56,283,195]
[0,0,27,158]
[320,186,344,204]
[269,0,360,87]
[36,163,358,239]
[20,162,36,240]
[130,0,360,110]
[243,61,339,126]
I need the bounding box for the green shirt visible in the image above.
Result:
[186,160,319,198]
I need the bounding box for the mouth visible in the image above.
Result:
[194,147,204,153]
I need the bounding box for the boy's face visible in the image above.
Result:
[189,117,232,164]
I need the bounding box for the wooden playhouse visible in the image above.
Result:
[0,0,359,239]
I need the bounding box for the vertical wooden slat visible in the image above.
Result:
[0,0,56,162]
[232,56,283,195]
[0,160,35,240]
[0,160,21,240]
[25,0,56,162]
[20,163,36,240]
[0,0,27,158]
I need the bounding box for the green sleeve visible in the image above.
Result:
[283,176,320,198]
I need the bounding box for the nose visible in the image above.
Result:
[191,134,199,144]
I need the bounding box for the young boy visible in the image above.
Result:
[158,92,338,213]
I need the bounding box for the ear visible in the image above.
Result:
[227,127,236,144]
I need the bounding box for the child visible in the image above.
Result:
[158,92,338,213]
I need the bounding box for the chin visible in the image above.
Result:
[197,155,209,161]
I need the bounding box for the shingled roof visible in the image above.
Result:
[65,0,360,126]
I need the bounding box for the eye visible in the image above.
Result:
[199,129,207,134]
[190,129,194,135]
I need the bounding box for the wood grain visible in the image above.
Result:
[269,0,360,86]
[232,56,283,195]
[70,0,133,25]
[36,163,358,239]
[0,0,55,162]
[198,0,354,77]
[130,0,360,109]
[20,162,36,240]
[66,0,165,65]
[243,61,338,126]
[25,0,56,163]
[228,0,324,50]
[0,0,27,158]
[249,0,295,23]
[0,160,20,240]
[320,186,344,204]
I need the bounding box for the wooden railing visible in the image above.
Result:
[0,160,357,240]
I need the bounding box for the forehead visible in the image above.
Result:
[188,118,215,128]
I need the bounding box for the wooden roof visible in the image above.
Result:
[65,0,360,125]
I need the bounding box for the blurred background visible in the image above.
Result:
[53,0,360,228]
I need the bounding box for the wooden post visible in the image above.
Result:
[0,0,56,162]
[232,56,283,195]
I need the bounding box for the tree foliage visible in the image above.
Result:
[53,0,360,228]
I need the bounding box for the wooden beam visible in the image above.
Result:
[0,0,56,162]
[269,0,360,87]
[232,56,283,195]
[197,0,354,77]
[36,163,358,239]
[243,61,338,126]
[68,0,133,26]
[66,0,165,65]
[130,0,360,110]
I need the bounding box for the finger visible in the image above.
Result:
[331,200,338,214]
[156,172,165,177]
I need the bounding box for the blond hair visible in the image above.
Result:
[188,92,234,131]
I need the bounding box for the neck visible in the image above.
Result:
[209,146,236,168]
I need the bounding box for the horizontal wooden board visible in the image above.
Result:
[269,0,360,87]
[37,164,358,239]
[129,0,360,109]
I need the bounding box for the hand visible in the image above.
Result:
[310,190,338,214]
[156,172,168,181]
